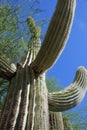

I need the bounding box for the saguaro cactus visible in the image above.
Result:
[0,0,87,130]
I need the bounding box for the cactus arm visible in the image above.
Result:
[32,0,76,74]
[48,66,87,112]
[21,17,41,68]
[27,17,41,40]
[27,17,41,56]
[0,57,16,80]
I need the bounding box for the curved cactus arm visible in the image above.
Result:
[48,66,87,112]
[0,57,16,80]
[32,0,76,74]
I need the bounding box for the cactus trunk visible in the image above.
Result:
[49,112,64,130]
[0,66,49,130]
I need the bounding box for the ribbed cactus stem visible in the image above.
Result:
[32,0,76,74]
[22,17,41,68]
[0,56,16,80]
[27,17,41,60]
[26,18,49,130]
[49,112,64,130]
[48,66,87,112]
[0,66,30,130]
[26,72,49,130]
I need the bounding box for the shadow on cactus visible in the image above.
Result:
[0,0,87,130]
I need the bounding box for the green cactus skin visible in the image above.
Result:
[32,0,76,74]
[48,67,87,112]
[0,56,16,80]
[49,112,64,130]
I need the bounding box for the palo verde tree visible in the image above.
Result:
[0,0,87,130]
[0,3,25,62]
[0,2,28,112]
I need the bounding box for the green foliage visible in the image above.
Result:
[0,0,47,63]
[0,79,9,113]
[46,77,62,92]
[63,116,73,130]
[0,3,28,63]
[0,3,28,114]
[63,108,87,130]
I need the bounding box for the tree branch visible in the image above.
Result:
[0,57,16,80]
[48,66,87,112]
[32,0,76,74]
